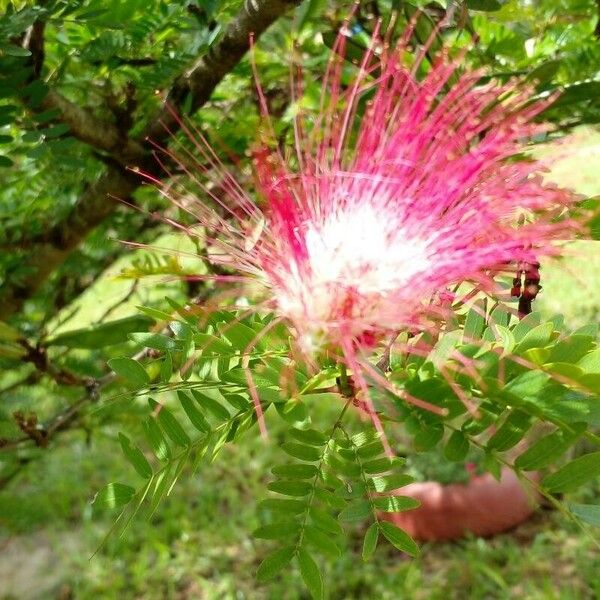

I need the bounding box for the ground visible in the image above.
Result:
[2,128,600,600]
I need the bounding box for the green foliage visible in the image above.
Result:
[3,0,600,596]
[78,286,600,596]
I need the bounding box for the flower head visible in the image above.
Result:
[160,24,578,377]
[239,29,575,353]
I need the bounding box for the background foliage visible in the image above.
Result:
[2,0,600,598]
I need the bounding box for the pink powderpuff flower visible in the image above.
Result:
[149,21,581,438]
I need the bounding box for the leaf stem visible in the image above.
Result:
[294,398,353,553]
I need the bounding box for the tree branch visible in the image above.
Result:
[40,89,146,164]
[145,0,300,143]
[0,0,300,320]
[0,164,137,320]
[22,17,145,165]
[0,282,219,456]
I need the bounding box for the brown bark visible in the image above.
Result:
[40,89,146,165]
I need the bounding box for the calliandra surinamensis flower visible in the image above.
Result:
[150,22,580,436]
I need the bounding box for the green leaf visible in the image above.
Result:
[552,81,600,109]
[298,547,324,600]
[118,433,152,479]
[297,0,327,30]
[490,305,511,328]
[487,410,532,452]
[143,417,171,461]
[573,323,599,338]
[466,0,502,10]
[274,399,308,424]
[309,506,343,535]
[0,108,16,127]
[548,336,595,364]
[336,479,367,499]
[581,374,600,395]
[253,521,300,540]
[303,525,341,557]
[149,399,191,447]
[515,425,585,471]
[372,496,420,512]
[136,306,173,321]
[314,487,347,509]
[527,60,561,85]
[326,452,361,477]
[578,349,600,374]
[444,430,470,461]
[23,83,49,111]
[267,480,312,497]
[349,430,378,447]
[512,312,542,342]
[356,440,385,459]
[222,367,277,388]
[0,44,32,57]
[256,546,295,582]
[129,332,178,351]
[338,500,371,522]
[413,424,444,451]
[362,457,404,474]
[93,483,135,509]
[148,467,173,517]
[543,452,600,493]
[45,316,154,348]
[322,30,369,67]
[429,330,461,368]
[76,8,108,20]
[0,341,27,359]
[272,464,318,479]
[484,450,502,481]
[368,474,414,493]
[515,322,554,354]
[378,522,420,556]
[259,498,306,515]
[160,352,173,383]
[178,391,210,433]
[40,123,69,138]
[0,155,13,167]
[194,332,232,355]
[0,321,21,342]
[362,522,379,561]
[221,322,262,351]
[190,390,230,421]
[463,301,486,341]
[569,504,600,527]
[222,393,250,411]
[504,370,549,400]
[108,358,150,386]
[289,428,327,446]
[281,443,321,462]
[493,325,515,354]
[403,2,444,58]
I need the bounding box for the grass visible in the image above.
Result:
[2,128,600,599]
[535,127,600,328]
[2,418,600,600]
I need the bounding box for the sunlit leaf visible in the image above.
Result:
[108,358,150,386]
[298,547,324,600]
[256,546,295,582]
[93,483,135,510]
[543,452,600,493]
[362,522,379,561]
